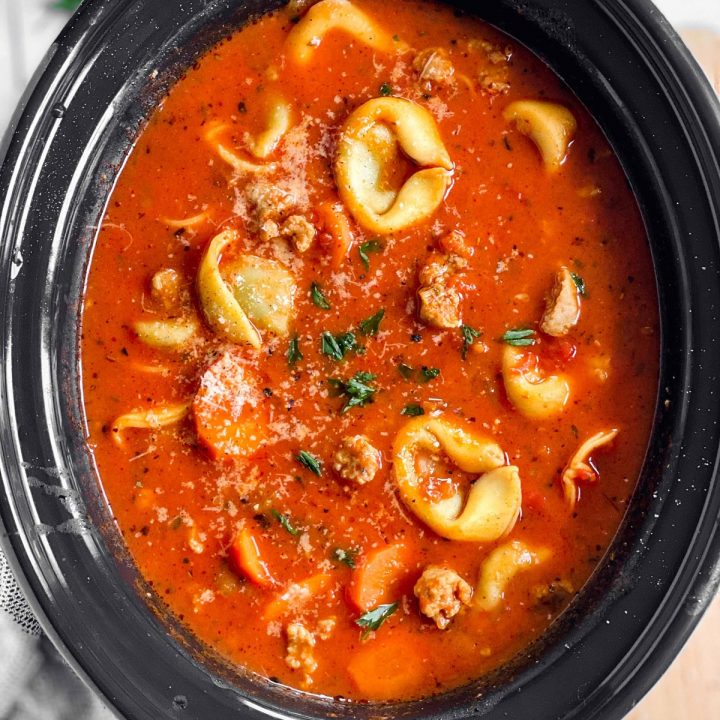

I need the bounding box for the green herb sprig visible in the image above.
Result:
[500,328,536,347]
[332,547,359,568]
[270,509,301,536]
[401,403,425,416]
[460,325,482,359]
[287,336,303,366]
[311,282,331,310]
[328,371,378,414]
[296,450,322,476]
[356,602,398,639]
[358,239,384,270]
[359,309,385,336]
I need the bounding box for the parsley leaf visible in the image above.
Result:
[379,82,392,97]
[570,272,587,296]
[311,282,331,310]
[460,325,482,359]
[358,239,384,270]
[270,509,301,536]
[401,403,425,416]
[321,331,359,361]
[359,309,385,336]
[287,335,303,366]
[397,363,414,380]
[329,371,378,414]
[500,328,536,346]
[418,366,441,383]
[356,602,397,638]
[296,450,322,476]
[332,547,359,568]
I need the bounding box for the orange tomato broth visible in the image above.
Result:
[80,0,659,702]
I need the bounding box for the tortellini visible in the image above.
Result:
[562,428,619,510]
[223,254,297,337]
[502,345,570,419]
[197,230,296,347]
[133,317,199,350]
[504,100,576,172]
[111,401,191,447]
[392,416,522,542]
[335,97,453,234]
[285,0,403,65]
[540,266,581,337]
[246,95,293,159]
[475,540,551,611]
[204,121,277,175]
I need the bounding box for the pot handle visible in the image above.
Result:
[681,29,720,95]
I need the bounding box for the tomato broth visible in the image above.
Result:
[81,0,659,701]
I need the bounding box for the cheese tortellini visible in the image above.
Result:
[246,95,293,159]
[392,416,522,542]
[475,540,551,611]
[133,317,200,350]
[285,0,403,65]
[502,345,570,419]
[335,97,453,234]
[111,401,191,447]
[504,100,576,172]
[562,428,619,510]
[197,230,297,348]
[204,121,277,175]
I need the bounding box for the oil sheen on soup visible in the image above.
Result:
[81,0,659,702]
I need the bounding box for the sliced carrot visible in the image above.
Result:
[192,349,269,461]
[348,542,414,612]
[317,201,354,269]
[228,527,275,588]
[347,635,426,701]
[262,572,334,621]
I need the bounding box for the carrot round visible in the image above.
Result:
[262,572,334,621]
[348,542,413,612]
[192,349,269,460]
[317,201,354,269]
[347,635,426,700]
[228,527,275,588]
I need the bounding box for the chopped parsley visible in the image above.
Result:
[397,363,414,380]
[460,324,482,359]
[356,602,398,638]
[328,371,378,414]
[320,331,360,361]
[332,547,359,568]
[379,82,392,97]
[401,403,425,416]
[296,450,322,476]
[270,509,301,536]
[358,239,384,270]
[311,282,331,310]
[500,328,536,346]
[570,271,587,296]
[418,366,441,383]
[359,309,385,336]
[287,335,303,366]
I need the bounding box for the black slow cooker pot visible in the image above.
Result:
[1,0,720,718]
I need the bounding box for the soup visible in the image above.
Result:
[81,0,658,702]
